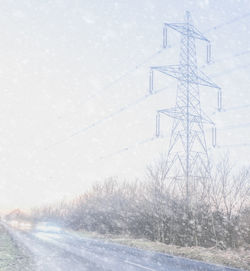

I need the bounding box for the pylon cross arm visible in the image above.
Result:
[164,23,209,42]
[197,70,220,89]
[151,65,179,81]
[151,65,220,89]
[157,108,214,125]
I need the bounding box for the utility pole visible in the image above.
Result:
[150,11,222,206]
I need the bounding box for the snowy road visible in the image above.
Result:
[4,224,243,271]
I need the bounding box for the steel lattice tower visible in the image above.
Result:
[149,11,222,203]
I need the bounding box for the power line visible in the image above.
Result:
[221,104,250,112]
[91,11,250,102]
[200,49,250,70]
[61,113,250,164]
[57,49,166,121]
[46,59,250,150]
[79,11,250,168]
[211,62,250,78]
[204,11,250,33]
[86,49,164,101]
[45,13,250,151]
[97,71,250,160]
[100,136,157,160]
[64,12,250,116]
[45,86,170,150]
[218,143,250,148]
[214,49,250,64]
[218,121,250,131]
[98,121,250,160]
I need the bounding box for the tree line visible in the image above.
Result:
[30,157,250,249]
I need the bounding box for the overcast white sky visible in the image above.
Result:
[0,0,250,212]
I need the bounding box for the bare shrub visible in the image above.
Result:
[29,157,250,249]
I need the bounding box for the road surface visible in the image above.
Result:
[3,223,244,271]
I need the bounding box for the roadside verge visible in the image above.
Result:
[0,224,32,271]
[70,230,249,271]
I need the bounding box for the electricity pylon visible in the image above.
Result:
[149,11,222,204]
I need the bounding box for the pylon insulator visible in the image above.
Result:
[212,126,217,148]
[149,70,154,94]
[207,42,211,63]
[163,26,167,48]
[156,113,160,137]
[218,89,222,111]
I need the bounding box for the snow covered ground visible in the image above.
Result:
[71,230,249,271]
